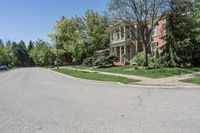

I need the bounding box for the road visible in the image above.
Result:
[0,68,200,133]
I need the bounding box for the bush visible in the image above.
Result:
[107,55,119,63]
[94,56,110,68]
[131,52,162,69]
[82,57,95,67]
[130,52,145,66]
[94,55,118,68]
[148,56,162,69]
[83,55,119,68]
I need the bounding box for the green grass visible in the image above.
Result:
[96,66,200,78]
[181,76,200,85]
[53,68,137,84]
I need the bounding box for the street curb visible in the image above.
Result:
[49,69,200,90]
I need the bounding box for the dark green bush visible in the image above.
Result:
[94,55,118,68]
[131,52,162,69]
[107,55,119,63]
[130,52,145,66]
[94,56,110,68]
[82,57,95,67]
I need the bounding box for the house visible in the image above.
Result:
[109,19,166,65]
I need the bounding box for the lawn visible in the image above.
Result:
[53,68,137,84]
[181,76,200,85]
[96,66,200,78]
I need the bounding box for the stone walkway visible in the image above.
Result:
[63,67,200,87]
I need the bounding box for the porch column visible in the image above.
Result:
[124,45,127,63]
[114,47,117,55]
[124,45,126,55]
[119,27,121,40]
[120,46,122,62]
[124,26,126,41]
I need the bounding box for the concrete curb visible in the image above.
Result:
[49,69,200,90]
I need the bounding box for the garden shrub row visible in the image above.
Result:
[83,55,118,68]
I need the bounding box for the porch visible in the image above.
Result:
[110,43,136,65]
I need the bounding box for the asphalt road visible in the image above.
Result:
[0,68,200,133]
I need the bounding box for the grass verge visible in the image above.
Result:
[96,66,200,78]
[53,68,137,84]
[181,76,200,85]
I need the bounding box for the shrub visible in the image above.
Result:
[130,52,145,66]
[82,57,95,67]
[131,52,162,69]
[94,56,109,68]
[94,55,118,68]
[107,55,119,63]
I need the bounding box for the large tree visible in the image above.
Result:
[108,0,169,67]
[84,10,110,56]
[49,10,110,64]
[27,40,35,65]
[0,40,7,65]
[162,0,200,67]
[29,39,55,66]
[49,16,85,63]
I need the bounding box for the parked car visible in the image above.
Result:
[0,65,9,71]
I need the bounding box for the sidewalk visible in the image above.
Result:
[63,66,200,87]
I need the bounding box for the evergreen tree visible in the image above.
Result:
[163,0,198,67]
[27,40,35,65]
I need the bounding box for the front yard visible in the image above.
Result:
[95,66,200,78]
[53,68,138,84]
[181,76,200,85]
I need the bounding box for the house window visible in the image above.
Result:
[152,25,157,37]
[150,43,158,57]
[127,30,131,39]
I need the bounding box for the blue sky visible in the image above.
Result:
[0,0,109,44]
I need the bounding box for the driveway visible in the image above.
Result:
[0,68,200,133]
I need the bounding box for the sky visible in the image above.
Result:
[0,0,109,44]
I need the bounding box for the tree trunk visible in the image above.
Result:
[143,45,148,67]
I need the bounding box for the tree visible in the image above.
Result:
[108,0,169,67]
[49,17,83,62]
[49,11,110,64]
[195,0,200,42]
[84,10,110,56]
[16,40,29,66]
[162,0,199,67]
[27,40,35,65]
[30,39,55,66]
[0,40,7,65]
[28,40,34,52]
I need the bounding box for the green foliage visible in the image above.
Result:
[30,39,55,66]
[82,57,95,67]
[93,56,109,68]
[84,10,110,56]
[93,55,118,68]
[49,10,110,64]
[0,39,32,67]
[130,52,144,67]
[163,0,200,67]
[0,41,7,65]
[107,54,118,63]
[131,52,162,69]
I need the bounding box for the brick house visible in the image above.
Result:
[109,19,166,65]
